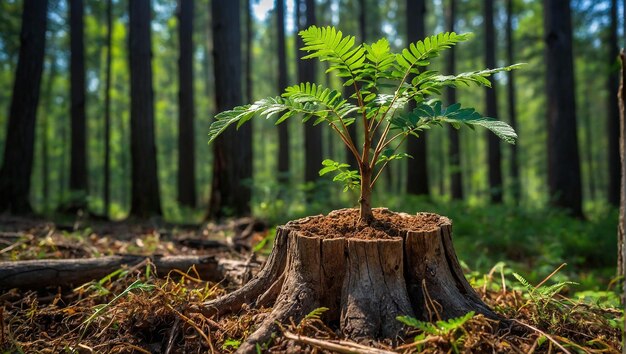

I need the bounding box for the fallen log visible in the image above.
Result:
[0,254,260,290]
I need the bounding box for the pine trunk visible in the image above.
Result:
[447,0,463,200]
[485,0,503,204]
[177,0,197,208]
[608,0,620,206]
[543,0,583,217]
[276,0,290,184]
[128,0,162,218]
[69,0,88,210]
[103,0,112,217]
[506,0,520,203]
[0,0,48,214]
[405,0,429,197]
[208,0,252,219]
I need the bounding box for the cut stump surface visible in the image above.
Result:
[199,208,500,353]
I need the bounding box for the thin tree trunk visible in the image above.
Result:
[128,0,162,218]
[582,86,597,201]
[485,0,502,204]
[608,0,620,206]
[245,0,253,103]
[276,0,290,183]
[0,0,48,214]
[177,0,197,208]
[405,0,429,197]
[543,0,583,217]
[41,50,58,213]
[208,0,251,218]
[447,0,463,200]
[69,0,88,209]
[618,52,626,304]
[297,0,323,191]
[103,0,112,217]
[506,0,520,204]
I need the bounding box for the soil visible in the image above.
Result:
[287,208,445,239]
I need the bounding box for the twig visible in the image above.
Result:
[534,263,566,289]
[164,317,180,354]
[283,331,396,354]
[511,319,572,354]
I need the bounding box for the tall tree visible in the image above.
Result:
[619,52,625,296]
[485,0,503,203]
[177,0,197,208]
[245,0,253,103]
[208,0,252,218]
[608,0,620,206]
[446,0,463,200]
[543,0,583,217]
[297,0,323,188]
[128,0,162,218]
[406,0,429,196]
[276,0,290,182]
[0,0,48,214]
[506,0,520,203]
[103,0,112,216]
[69,0,88,209]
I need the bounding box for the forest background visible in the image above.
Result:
[0,0,624,293]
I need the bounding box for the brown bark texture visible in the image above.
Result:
[405,0,430,197]
[618,52,625,301]
[297,0,324,188]
[103,0,112,216]
[0,255,258,290]
[69,0,88,207]
[177,0,197,208]
[0,0,48,214]
[446,0,463,200]
[208,0,252,219]
[485,0,503,204]
[506,0,520,203]
[129,0,162,218]
[276,0,290,182]
[543,0,583,217]
[608,0,620,206]
[199,209,499,352]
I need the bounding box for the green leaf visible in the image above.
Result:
[299,26,366,79]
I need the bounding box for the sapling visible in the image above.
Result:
[208,26,521,223]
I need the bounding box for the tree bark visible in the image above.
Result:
[484,0,503,204]
[0,255,259,290]
[0,0,48,214]
[608,0,620,207]
[406,0,429,197]
[297,0,323,191]
[543,0,583,217]
[208,0,252,219]
[446,0,463,200]
[200,209,499,353]
[177,0,197,208]
[128,0,162,218]
[69,0,88,210]
[506,0,520,204]
[40,48,58,212]
[103,0,112,217]
[618,52,625,303]
[276,0,290,184]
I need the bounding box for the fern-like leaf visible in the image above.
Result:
[299,26,366,83]
[397,32,473,71]
[426,63,526,88]
[283,82,359,122]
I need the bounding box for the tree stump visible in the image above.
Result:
[199,208,499,353]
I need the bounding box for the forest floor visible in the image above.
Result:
[0,214,623,353]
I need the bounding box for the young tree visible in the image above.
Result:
[543,0,583,217]
[446,0,463,200]
[405,0,429,196]
[0,0,48,214]
[208,0,252,218]
[506,0,520,203]
[177,0,197,208]
[103,0,112,216]
[128,0,162,218]
[276,0,290,183]
[204,26,519,350]
[485,0,503,203]
[608,0,619,206]
[69,0,88,210]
